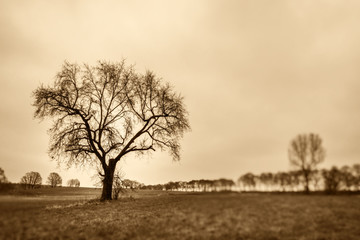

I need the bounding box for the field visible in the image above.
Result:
[0,188,360,240]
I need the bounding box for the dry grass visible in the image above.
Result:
[0,190,359,240]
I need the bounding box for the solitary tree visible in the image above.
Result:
[288,133,325,193]
[33,61,190,200]
[20,171,42,189]
[47,172,62,187]
[67,179,80,187]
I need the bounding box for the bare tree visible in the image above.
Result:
[33,61,190,200]
[239,173,256,191]
[353,164,360,190]
[274,172,291,192]
[217,178,235,191]
[259,172,274,191]
[20,171,42,189]
[188,180,198,192]
[322,166,342,194]
[74,179,80,187]
[47,172,62,187]
[288,133,325,193]
[67,179,80,187]
[340,165,355,191]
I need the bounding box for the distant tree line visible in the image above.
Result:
[0,168,82,190]
[237,164,360,193]
[140,178,235,192]
[112,176,142,200]
[137,164,359,194]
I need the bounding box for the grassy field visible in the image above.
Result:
[0,188,359,240]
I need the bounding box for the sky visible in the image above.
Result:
[1,0,360,187]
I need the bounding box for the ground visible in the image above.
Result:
[0,188,359,240]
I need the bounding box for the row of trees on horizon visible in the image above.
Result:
[138,164,360,194]
[1,164,360,194]
[238,164,360,193]
[141,134,359,194]
[1,133,359,195]
[0,169,80,189]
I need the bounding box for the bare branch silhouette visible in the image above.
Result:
[33,60,190,200]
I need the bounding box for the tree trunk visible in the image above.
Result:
[100,159,116,201]
[304,170,310,194]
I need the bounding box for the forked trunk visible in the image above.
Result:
[100,159,116,201]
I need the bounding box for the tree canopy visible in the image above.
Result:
[20,171,42,189]
[47,172,62,187]
[33,60,190,200]
[288,133,325,193]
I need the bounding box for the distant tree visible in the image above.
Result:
[154,184,164,190]
[289,170,302,192]
[288,133,325,193]
[165,181,179,191]
[173,181,181,191]
[33,61,190,200]
[178,181,187,191]
[259,172,274,191]
[198,179,213,192]
[20,171,42,189]
[217,178,235,191]
[142,184,163,190]
[239,173,256,191]
[353,164,360,190]
[0,168,8,184]
[322,166,342,194]
[132,180,141,189]
[67,179,80,187]
[120,179,140,190]
[188,180,198,191]
[340,165,355,191]
[274,172,291,192]
[46,172,62,188]
[164,181,174,191]
[353,164,360,176]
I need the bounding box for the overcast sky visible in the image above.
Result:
[1,0,360,187]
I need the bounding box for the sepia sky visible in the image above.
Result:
[1,0,360,187]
